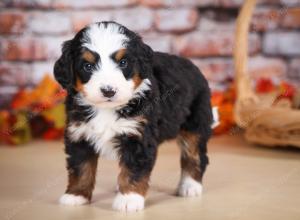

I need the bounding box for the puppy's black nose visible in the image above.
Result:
[100,86,116,98]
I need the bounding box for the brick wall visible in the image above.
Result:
[0,0,300,108]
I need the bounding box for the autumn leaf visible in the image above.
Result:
[42,128,64,140]
[256,78,275,93]
[278,82,296,100]
[41,103,66,129]
[8,112,31,145]
[213,103,235,135]
[10,75,66,111]
[10,89,32,110]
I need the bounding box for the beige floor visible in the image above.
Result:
[0,135,300,220]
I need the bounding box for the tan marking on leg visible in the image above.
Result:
[178,130,202,182]
[66,155,98,201]
[115,48,126,62]
[82,51,96,63]
[118,164,149,197]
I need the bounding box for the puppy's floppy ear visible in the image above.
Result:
[53,40,73,89]
[137,40,153,62]
[135,40,154,77]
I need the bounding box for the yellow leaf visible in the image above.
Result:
[41,104,66,129]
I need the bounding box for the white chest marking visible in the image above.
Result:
[68,109,141,159]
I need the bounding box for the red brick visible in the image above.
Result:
[9,0,52,8]
[29,12,72,35]
[139,0,169,8]
[209,82,230,92]
[31,62,55,85]
[174,32,261,57]
[41,36,74,60]
[198,17,235,31]
[218,0,284,7]
[192,57,288,84]
[257,0,281,5]
[263,32,300,56]
[192,58,234,82]
[0,11,27,34]
[218,0,243,7]
[280,0,300,6]
[147,0,265,7]
[192,56,289,90]
[140,0,218,7]
[113,7,154,32]
[0,36,70,61]
[281,8,300,28]
[180,0,218,7]
[52,0,137,9]
[251,7,282,31]
[0,38,47,61]
[288,58,300,82]
[154,8,198,33]
[0,61,55,88]
[0,86,18,109]
[0,62,32,86]
[142,34,172,53]
[72,11,113,32]
[248,56,287,80]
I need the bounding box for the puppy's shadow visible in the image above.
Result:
[147,185,178,208]
[92,190,114,201]
[92,189,116,211]
[93,186,178,210]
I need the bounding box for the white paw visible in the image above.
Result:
[112,192,144,212]
[177,175,203,197]
[59,193,88,206]
[211,107,220,128]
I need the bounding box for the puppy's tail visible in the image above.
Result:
[211,107,220,129]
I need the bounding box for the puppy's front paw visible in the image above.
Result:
[112,192,144,212]
[177,176,203,197]
[59,193,89,206]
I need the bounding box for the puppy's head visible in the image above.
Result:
[54,21,153,108]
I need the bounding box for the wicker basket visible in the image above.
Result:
[233,0,300,148]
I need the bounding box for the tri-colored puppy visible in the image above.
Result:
[54,21,215,212]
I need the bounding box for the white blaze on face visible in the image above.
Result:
[82,23,135,108]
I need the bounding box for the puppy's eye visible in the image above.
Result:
[119,59,127,68]
[83,63,93,72]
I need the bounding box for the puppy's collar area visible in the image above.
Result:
[117,79,153,118]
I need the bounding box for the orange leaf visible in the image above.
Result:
[256,78,275,93]
[279,82,296,99]
[10,90,32,110]
[211,92,224,106]
[42,128,64,140]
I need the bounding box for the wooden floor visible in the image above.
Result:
[0,135,300,220]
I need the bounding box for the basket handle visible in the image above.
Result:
[234,0,258,103]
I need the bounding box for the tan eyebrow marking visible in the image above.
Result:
[82,51,96,63]
[115,48,127,61]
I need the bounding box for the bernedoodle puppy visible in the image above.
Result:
[54,21,217,212]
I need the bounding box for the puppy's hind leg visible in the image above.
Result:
[177,92,212,197]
